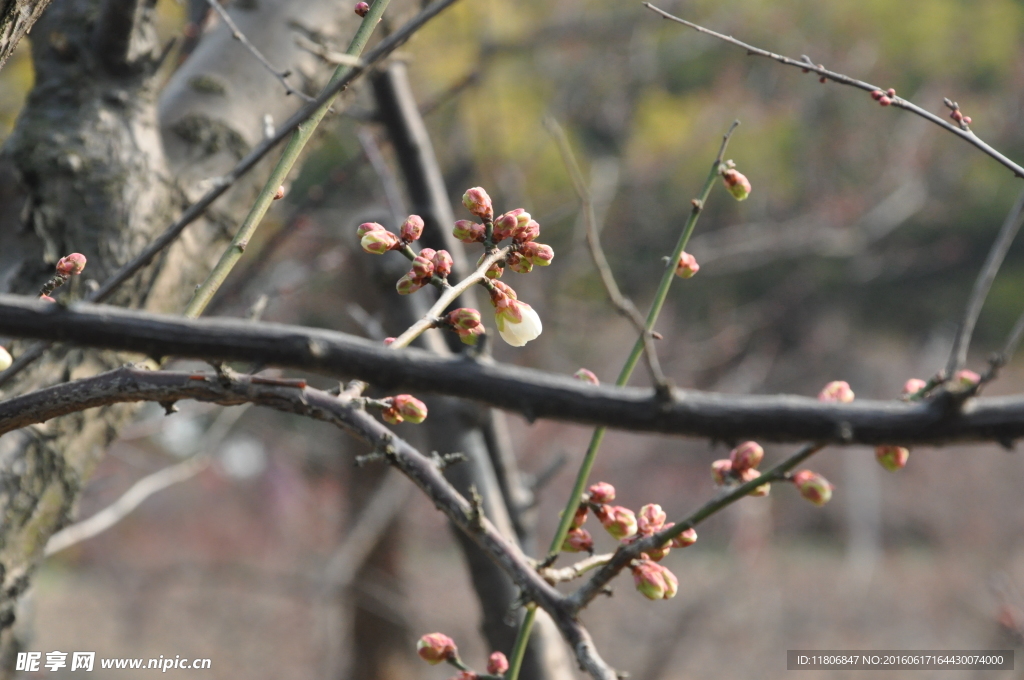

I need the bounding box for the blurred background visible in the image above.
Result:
[5,0,1024,677]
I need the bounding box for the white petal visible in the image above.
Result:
[497,303,542,347]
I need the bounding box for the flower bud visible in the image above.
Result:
[878,96,892,106]
[462,187,493,221]
[631,559,678,600]
[514,219,541,243]
[886,88,896,97]
[432,250,453,278]
[39,295,56,303]
[453,220,485,243]
[721,168,751,201]
[392,394,428,424]
[729,441,764,473]
[875,445,909,472]
[818,380,854,403]
[587,481,615,503]
[361,229,399,255]
[739,468,770,497]
[487,652,509,676]
[456,325,485,346]
[521,241,554,266]
[492,212,518,242]
[792,470,833,506]
[56,253,87,277]
[711,459,732,485]
[495,299,542,347]
[675,251,699,279]
[357,221,385,239]
[595,504,638,540]
[400,214,425,242]
[951,109,964,122]
[417,633,457,665]
[274,185,286,200]
[491,280,517,299]
[871,90,884,101]
[396,274,427,295]
[354,1,369,16]
[670,527,697,548]
[645,545,671,562]
[383,337,395,346]
[963,116,972,125]
[571,503,589,528]
[637,503,667,535]
[506,252,534,274]
[953,369,980,389]
[0,346,12,372]
[902,378,927,396]
[574,368,599,385]
[381,407,403,425]
[448,308,482,330]
[411,252,435,280]
[562,527,594,553]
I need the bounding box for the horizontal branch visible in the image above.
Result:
[0,365,615,680]
[0,295,1022,445]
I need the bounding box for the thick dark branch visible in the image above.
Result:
[3,296,1024,445]
[0,365,616,680]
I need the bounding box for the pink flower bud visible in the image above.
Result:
[729,441,764,473]
[357,221,385,239]
[951,109,964,122]
[739,468,770,496]
[902,378,927,395]
[886,88,895,97]
[480,254,505,279]
[410,252,435,280]
[875,445,909,472]
[487,652,509,676]
[818,380,854,403]
[514,219,541,243]
[432,250,453,278]
[392,394,428,423]
[792,470,833,506]
[562,527,594,553]
[274,185,286,200]
[462,187,493,221]
[521,241,554,266]
[39,295,56,303]
[361,229,399,255]
[870,90,884,100]
[571,504,588,528]
[587,481,616,503]
[644,545,671,562]
[721,168,751,201]
[400,215,425,242]
[492,212,518,241]
[631,559,678,600]
[670,527,697,548]
[675,251,699,279]
[456,325,485,346]
[963,116,972,125]
[354,1,370,16]
[637,503,667,535]
[56,253,87,277]
[453,220,485,243]
[0,346,11,372]
[878,96,892,106]
[506,252,534,274]
[491,280,517,299]
[595,504,637,540]
[711,459,732,485]
[383,337,395,346]
[448,308,482,330]
[574,368,599,385]
[417,633,457,665]
[396,274,427,295]
[953,369,980,389]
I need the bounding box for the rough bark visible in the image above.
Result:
[0,0,51,73]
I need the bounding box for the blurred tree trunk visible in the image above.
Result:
[0,0,360,671]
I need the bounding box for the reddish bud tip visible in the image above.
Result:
[819,76,827,83]
[902,378,927,395]
[383,337,396,346]
[396,274,427,296]
[392,394,428,424]
[432,250,453,278]
[963,116,972,125]
[462,187,493,221]
[631,559,678,600]
[595,505,638,540]
[574,368,599,385]
[354,1,370,16]
[361,229,399,255]
[721,168,751,201]
[562,527,594,553]
[400,215,425,242]
[792,470,833,506]
[587,481,616,504]
[410,251,436,280]
[56,253,87,277]
[39,295,56,303]
[670,527,697,548]
[521,241,554,266]
[453,220,486,244]
[675,251,700,279]
[886,88,896,97]
[951,110,964,122]
[818,380,854,403]
[878,96,892,106]
[416,633,457,665]
[953,369,980,389]
[637,503,667,535]
[274,185,285,200]
[506,252,534,274]
[448,308,482,330]
[487,652,509,676]
[711,459,732,485]
[870,90,884,100]
[0,346,11,372]
[875,445,909,472]
[357,222,385,238]
[740,468,771,496]
[729,441,764,473]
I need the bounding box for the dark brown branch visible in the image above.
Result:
[0,365,616,680]
[0,0,463,389]
[4,296,1024,445]
[644,3,1024,179]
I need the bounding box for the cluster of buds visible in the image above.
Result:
[39,252,87,302]
[791,470,833,506]
[720,160,751,201]
[415,633,508,680]
[710,441,770,497]
[870,87,896,107]
[675,251,699,279]
[631,557,678,601]
[354,1,369,16]
[488,280,542,347]
[818,380,854,403]
[379,394,428,425]
[944,98,972,129]
[397,246,454,295]
[358,221,401,255]
[455,187,554,277]
[443,308,485,346]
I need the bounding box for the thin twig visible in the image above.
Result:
[537,553,614,585]
[567,442,824,612]
[544,116,670,394]
[0,0,464,389]
[644,3,1024,179]
[946,189,1024,378]
[294,34,367,67]
[356,127,408,221]
[204,0,315,102]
